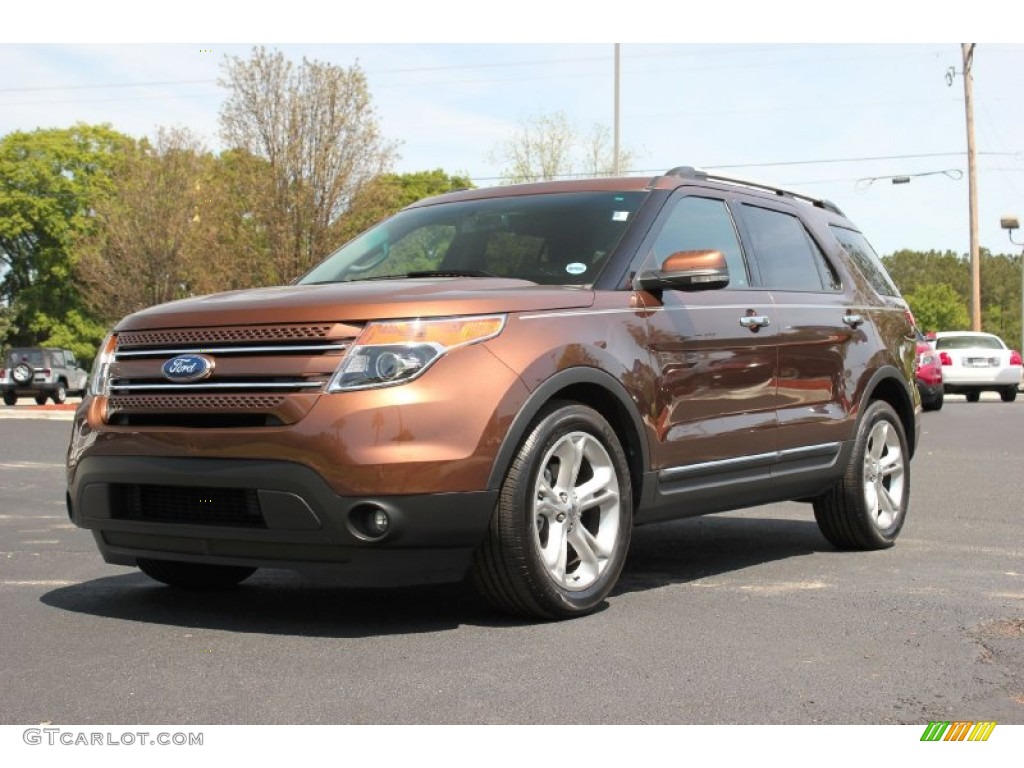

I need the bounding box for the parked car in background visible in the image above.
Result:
[1,347,89,406]
[915,332,943,411]
[933,331,1023,402]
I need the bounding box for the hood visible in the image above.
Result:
[116,277,595,331]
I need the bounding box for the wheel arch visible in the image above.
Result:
[861,366,918,458]
[486,367,649,508]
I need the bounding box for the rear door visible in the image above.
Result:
[733,201,864,467]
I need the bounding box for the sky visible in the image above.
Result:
[2,4,1024,259]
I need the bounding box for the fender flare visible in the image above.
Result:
[486,367,651,492]
[856,364,918,456]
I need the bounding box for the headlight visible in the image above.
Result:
[89,332,117,396]
[328,315,506,391]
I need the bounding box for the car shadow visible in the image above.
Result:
[614,514,828,596]
[40,514,830,637]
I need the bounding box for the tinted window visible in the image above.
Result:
[650,196,749,288]
[742,205,837,292]
[830,225,899,296]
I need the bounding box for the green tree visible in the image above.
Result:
[882,249,969,299]
[335,169,472,243]
[0,123,134,359]
[904,282,970,333]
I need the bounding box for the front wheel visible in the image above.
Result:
[51,382,67,404]
[965,390,981,402]
[813,400,910,550]
[470,403,633,620]
[137,558,256,589]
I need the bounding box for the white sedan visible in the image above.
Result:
[933,331,1023,402]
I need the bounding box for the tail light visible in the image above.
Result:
[904,309,916,329]
[940,352,952,366]
[1011,350,1022,366]
[40,368,50,377]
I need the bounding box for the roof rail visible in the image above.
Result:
[661,165,845,217]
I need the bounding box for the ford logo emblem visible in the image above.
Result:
[162,354,215,383]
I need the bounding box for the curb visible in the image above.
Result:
[0,409,76,421]
[0,401,80,421]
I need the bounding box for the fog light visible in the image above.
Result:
[348,504,393,540]
[369,508,390,536]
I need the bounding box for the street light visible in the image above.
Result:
[1001,215,1023,352]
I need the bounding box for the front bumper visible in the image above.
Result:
[68,455,498,586]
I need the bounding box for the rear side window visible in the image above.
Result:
[830,225,899,297]
[741,205,839,292]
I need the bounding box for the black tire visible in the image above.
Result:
[51,381,67,404]
[11,362,33,385]
[965,390,981,402]
[813,400,910,550]
[469,402,633,620]
[137,558,256,589]
[1000,386,1017,403]
[2,391,16,407]
[34,394,48,406]
[921,391,943,412]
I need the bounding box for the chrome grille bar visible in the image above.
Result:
[109,382,325,392]
[115,343,349,358]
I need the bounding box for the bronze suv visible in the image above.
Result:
[67,166,920,619]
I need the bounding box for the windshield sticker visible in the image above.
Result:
[612,211,629,222]
[565,262,587,275]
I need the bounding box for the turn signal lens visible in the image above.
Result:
[328,315,506,392]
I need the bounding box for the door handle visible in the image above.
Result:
[739,314,770,331]
[843,313,864,329]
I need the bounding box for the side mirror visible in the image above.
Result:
[633,249,730,292]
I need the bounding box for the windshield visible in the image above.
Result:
[299,191,647,286]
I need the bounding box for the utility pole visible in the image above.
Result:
[962,43,981,331]
[613,44,621,175]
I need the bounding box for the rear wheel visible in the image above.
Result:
[137,558,256,589]
[1000,386,1017,403]
[470,402,633,620]
[965,390,981,403]
[2,392,16,406]
[921,391,943,412]
[813,400,909,550]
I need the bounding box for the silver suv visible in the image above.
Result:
[1,348,88,405]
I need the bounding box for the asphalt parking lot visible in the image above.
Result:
[0,396,1021,725]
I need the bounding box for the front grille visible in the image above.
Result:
[111,484,265,528]
[104,321,363,426]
